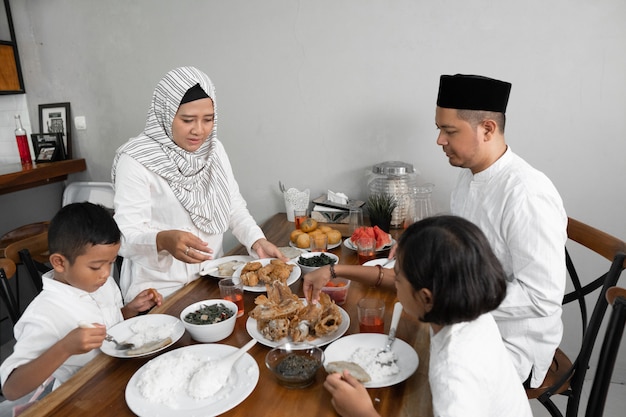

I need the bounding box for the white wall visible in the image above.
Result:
[4,0,625,387]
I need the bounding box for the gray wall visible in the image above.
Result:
[3,0,625,386]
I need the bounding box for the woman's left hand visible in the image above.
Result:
[252,238,288,261]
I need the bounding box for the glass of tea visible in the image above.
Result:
[357,298,385,333]
[294,208,308,230]
[356,236,376,264]
[218,278,244,317]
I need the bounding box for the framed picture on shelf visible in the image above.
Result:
[38,102,72,159]
[30,132,66,163]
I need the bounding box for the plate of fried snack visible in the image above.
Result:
[233,258,301,293]
[246,281,349,348]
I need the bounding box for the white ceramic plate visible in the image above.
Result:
[289,239,342,251]
[100,314,185,358]
[323,333,418,388]
[344,236,395,252]
[233,258,301,293]
[363,258,396,269]
[125,344,259,417]
[246,301,350,349]
[199,255,254,279]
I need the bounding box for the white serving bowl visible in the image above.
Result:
[180,299,238,343]
[296,252,339,275]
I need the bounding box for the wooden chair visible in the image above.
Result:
[584,286,626,416]
[526,217,626,417]
[0,257,20,324]
[4,231,50,296]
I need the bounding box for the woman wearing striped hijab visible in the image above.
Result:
[111,66,285,302]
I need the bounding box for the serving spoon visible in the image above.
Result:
[78,321,135,350]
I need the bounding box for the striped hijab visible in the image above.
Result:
[112,67,230,234]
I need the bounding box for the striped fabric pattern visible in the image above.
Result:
[112,67,230,234]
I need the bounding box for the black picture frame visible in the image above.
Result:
[38,102,72,159]
[30,132,66,162]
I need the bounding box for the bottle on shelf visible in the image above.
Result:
[14,114,32,166]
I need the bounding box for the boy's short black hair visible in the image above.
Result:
[48,202,121,264]
[397,215,506,325]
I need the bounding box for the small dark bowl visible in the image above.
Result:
[265,343,324,388]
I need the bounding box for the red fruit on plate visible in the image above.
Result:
[350,226,389,251]
[372,225,391,250]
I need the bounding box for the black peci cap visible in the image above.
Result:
[437,74,512,113]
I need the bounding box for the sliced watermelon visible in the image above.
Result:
[373,226,391,250]
[350,226,389,251]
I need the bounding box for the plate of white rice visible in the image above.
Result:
[125,344,259,416]
[100,314,185,358]
[323,333,418,388]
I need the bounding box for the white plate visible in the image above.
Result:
[246,301,350,349]
[100,314,185,358]
[199,255,254,279]
[125,344,259,417]
[344,236,395,252]
[323,333,418,388]
[233,258,301,293]
[289,239,342,251]
[363,258,396,269]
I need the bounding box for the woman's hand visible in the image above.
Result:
[156,230,213,263]
[324,371,380,417]
[251,238,288,261]
[122,288,163,318]
[302,265,332,303]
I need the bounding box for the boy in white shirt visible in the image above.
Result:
[0,202,162,401]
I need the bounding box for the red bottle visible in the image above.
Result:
[14,114,32,166]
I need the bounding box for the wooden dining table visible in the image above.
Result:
[21,213,433,417]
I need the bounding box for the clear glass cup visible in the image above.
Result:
[357,298,385,333]
[348,208,363,236]
[218,278,244,317]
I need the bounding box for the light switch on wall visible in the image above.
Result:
[74,116,87,130]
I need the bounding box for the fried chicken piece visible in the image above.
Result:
[241,261,262,274]
[258,318,290,341]
[241,271,259,287]
[257,265,274,284]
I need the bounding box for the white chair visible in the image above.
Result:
[62,182,115,210]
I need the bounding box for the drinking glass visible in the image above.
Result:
[218,278,244,317]
[357,298,385,333]
[356,236,376,264]
[348,208,363,236]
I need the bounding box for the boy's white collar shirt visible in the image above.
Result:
[0,271,123,389]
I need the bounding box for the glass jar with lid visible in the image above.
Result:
[367,161,419,228]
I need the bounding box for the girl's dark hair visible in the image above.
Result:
[397,215,506,325]
[48,202,121,264]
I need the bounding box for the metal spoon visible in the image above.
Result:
[78,321,135,350]
[376,302,403,361]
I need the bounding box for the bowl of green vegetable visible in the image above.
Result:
[296,252,339,274]
[180,299,238,342]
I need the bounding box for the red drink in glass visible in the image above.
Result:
[358,250,376,264]
[359,316,384,333]
[224,293,244,317]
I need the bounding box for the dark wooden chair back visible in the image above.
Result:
[5,231,50,295]
[584,287,626,416]
[0,257,20,324]
[526,217,626,417]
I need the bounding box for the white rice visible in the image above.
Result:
[127,321,174,347]
[349,347,399,381]
[136,351,231,404]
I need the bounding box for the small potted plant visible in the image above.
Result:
[366,193,397,233]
